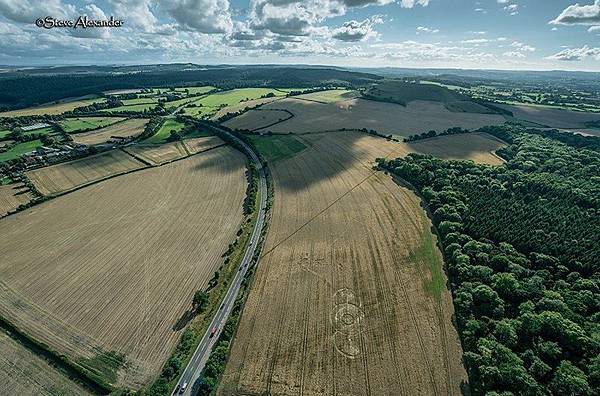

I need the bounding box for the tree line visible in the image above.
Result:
[377,125,599,395]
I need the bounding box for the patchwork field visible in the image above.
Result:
[0,146,247,388]
[72,118,148,145]
[0,332,90,396]
[407,132,506,165]
[60,117,125,133]
[0,97,106,117]
[124,141,188,165]
[26,150,146,195]
[184,88,287,118]
[497,103,600,128]
[0,183,31,215]
[242,97,504,136]
[220,132,466,395]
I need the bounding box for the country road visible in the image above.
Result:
[173,128,268,396]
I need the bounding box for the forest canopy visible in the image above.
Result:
[377,125,599,395]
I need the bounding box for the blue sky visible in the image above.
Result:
[0,0,599,70]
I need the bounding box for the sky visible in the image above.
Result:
[0,0,599,71]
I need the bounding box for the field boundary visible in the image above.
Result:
[251,109,295,132]
[0,315,113,394]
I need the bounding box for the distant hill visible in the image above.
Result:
[362,79,498,115]
[0,65,381,111]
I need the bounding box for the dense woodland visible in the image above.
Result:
[0,66,379,110]
[378,125,599,395]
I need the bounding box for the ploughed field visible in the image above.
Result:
[225,94,504,137]
[0,146,247,388]
[219,132,467,395]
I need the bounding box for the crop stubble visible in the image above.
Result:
[0,146,247,388]
[219,132,467,395]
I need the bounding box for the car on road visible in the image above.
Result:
[210,327,217,338]
[179,382,187,394]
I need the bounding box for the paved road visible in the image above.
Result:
[173,128,268,396]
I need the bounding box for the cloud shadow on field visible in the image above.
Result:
[258,131,405,193]
[189,148,247,174]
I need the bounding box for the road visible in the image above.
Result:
[173,128,268,396]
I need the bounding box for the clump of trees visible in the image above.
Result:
[193,291,209,314]
[377,125,599,395]
[403,126,470,142]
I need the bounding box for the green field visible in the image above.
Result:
[23,127,53,137]
[247,134,307,162]
[184,88,287,117]
[0,139,43,162]
[120,98,159,106]
[175,86,215,94]
[101,103,158,113]
[144,119,185,143]
[0,130,11,140]
[60,117,125,133]
[164,96,204,109]
[294,89,357,103]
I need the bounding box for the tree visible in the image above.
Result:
[193,290,209,313]
[550,361,592,396]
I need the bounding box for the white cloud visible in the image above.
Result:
[167,0,233,34]
[0,0,75,24]
[332,16,382,42]
[546,45,600,61]
[551,0,600,25]
[399,0,429,7]
[588,25,600,32]
[503,51,525,58]
[416,26,439,34]
[510,40,535,52]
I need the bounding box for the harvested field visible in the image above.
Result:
[256,98,504,137]
[497,103,600,128]
[0,331,90,396]
[220,132,466,395]
[124,141,188,165]
[0,183,31,215]
[26,150,146,195]
[0,146,247,388]
[407,132,506,165]
[72,118,148,145]
[223,109,292,131]
[182,136,225,154]
[0,97,106,117]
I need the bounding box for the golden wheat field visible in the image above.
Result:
[255,98,504,136]
[219,132,467,395]
[0,184,31,215]
[71,118,148,145]
[0,146,247,388]
[0,331,90,396]
[26,150,146,196]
